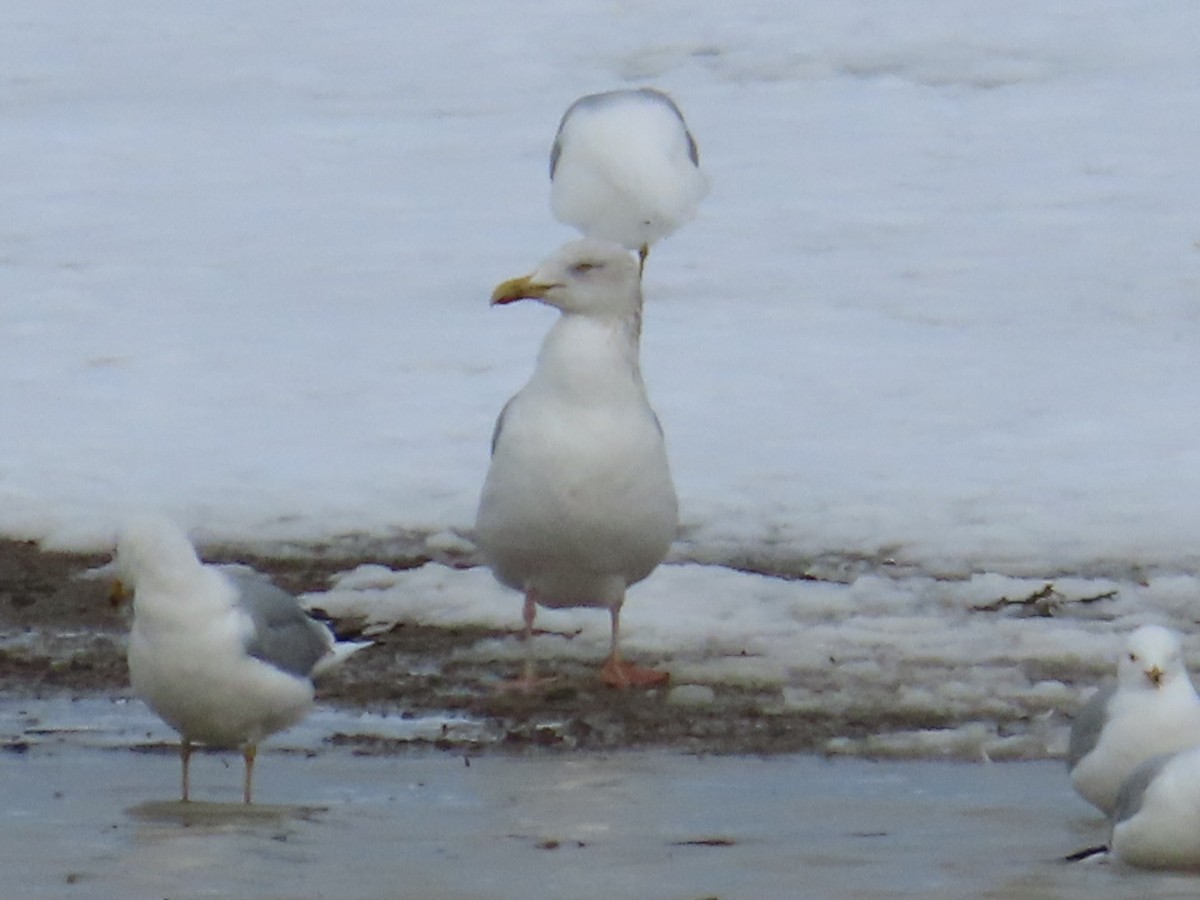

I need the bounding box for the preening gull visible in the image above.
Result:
[113,516,368,803]
[1109,746,1200,869]
[475,239,678,689]
[550,88,709,273]
[1067,624,1200,815]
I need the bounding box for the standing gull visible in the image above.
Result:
[1109,746,1200,869]
[550,88,709,274]
[1067,624,1200,815]
[475,239,678,689]
[113,516,368,803]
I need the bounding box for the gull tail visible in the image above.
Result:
[313,638,373,677]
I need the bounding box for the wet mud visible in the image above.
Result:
[0,539,985,756]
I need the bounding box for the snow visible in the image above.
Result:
[4,0,1200,753]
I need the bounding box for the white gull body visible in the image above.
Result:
[1067,624,1200,815]
[550,88,708,269]
[1110,746,1200,870]
[116,516,367,803]
[474,239,678,688]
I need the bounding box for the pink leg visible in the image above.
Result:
[520,591,537,683]
[242,745,256,805]
[600,604,669,689]
[495,590,556,693]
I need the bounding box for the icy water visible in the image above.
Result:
[5,702,1200,898]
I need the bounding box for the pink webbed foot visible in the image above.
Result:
[600,656,670,689]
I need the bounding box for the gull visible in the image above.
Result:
[113,516,368,803]
[1109,746,1200,869]
[475,239,678,689]
[550,88,709,274]
[1067,624,1200,815]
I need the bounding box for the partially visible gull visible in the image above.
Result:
[1110,746,1200,870]
[550,88,709,274]
[475,239,678,689]
[113,516,368,804]
[1067,624,1200,815]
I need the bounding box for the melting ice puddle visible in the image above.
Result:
[4,731,1200,898]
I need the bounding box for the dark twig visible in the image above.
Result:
[971,584,1118,617]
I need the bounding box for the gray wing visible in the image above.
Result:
[549,96,582,179]
[650,408,666,438]
[549,88,700,179]
[226,569,331,679]
[1067,681,1117,771]
[1112,753,1173,825]
[490,395,517,456]
[550,124,566,180]
[550,92,604,179]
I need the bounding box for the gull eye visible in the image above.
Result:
[570,261,600,276]
[1129,653,1138,663]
